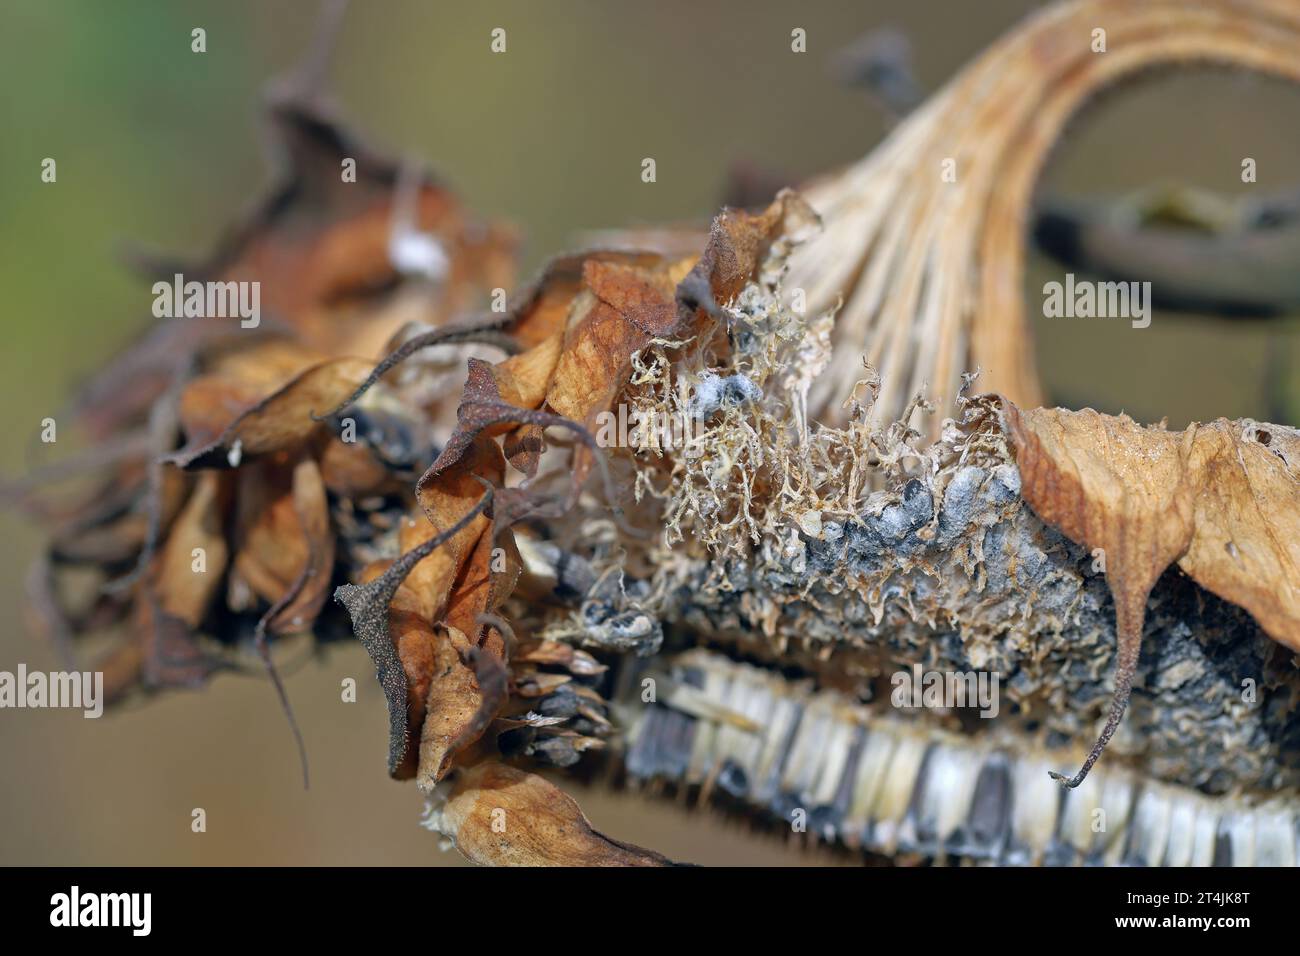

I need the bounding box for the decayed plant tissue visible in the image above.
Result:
[9,0,1300,869]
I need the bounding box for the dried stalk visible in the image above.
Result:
[789,0,1300,435]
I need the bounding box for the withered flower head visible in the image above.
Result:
[12,0,1300,868]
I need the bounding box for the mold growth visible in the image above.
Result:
[525,221,1300,797]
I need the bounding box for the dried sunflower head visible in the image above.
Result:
[12,0,1300,869]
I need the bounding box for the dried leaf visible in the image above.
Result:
[267,456,334,634]
[428,762,676,866]
[420,358,599,498]
[382,562,439,780]
[443,524,516,642]
[154,472,230,627]
[176,340,329,446]
[230,460,308,612]
[155,96,517,353]
[684,189,817,306]
[544,268,667,430]
[1001,400,1300,786]
[583,259,682,337]
[333,485,494,774]
[505,251,667,347]
[414,626,498,790]
[407,435,504,621]
[170,358,371,469]
[492,331,563,415]
[406,435,521,786]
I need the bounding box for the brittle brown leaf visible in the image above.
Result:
[266,456,334,634]
[154,472,231,628]
[1000,400,1300,787]
[408,435,504,622]
[502,424,544,477]
[429,762,677,867]
[407,438,521,787]
[385,578,440,780]
[230,459,312,618]
[415,625,490,791]
[492,331,563,414]
[176,340,328,447]
[161,96,517,354]
[333,485,494,775]
[169,357,371,469]
[383,438,507,782]
[504,251,667,347]
[1176,422,1300,648]
[583,259,682,337]
[681,188,819,309]
[544,273,659,431]
[443,523,518,643]
[543,262,684,488]
[421,358,603,499]
[492,332,564,475]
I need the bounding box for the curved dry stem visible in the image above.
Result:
[1049,597,1145,788]
[253,561,315,791]
[790,0,1300,436]
[311,320,521,422]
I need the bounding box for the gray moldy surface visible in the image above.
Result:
[656,460,1300,796]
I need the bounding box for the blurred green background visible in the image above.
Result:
[1,0,1297,865]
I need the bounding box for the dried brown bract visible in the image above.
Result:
[1002,403,1300,786]
[423,763,675,867]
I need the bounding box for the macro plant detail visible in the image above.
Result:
[7,0,1300,869]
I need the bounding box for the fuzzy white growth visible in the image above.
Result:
[389,156,449,282]
[418,798,440,832]
[689,372,762,419]
[389,231,450,282]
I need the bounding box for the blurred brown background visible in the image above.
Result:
[1,0,1297,865]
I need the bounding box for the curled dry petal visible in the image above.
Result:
[429,762,677,867]
[334,485,494,775]
[229,456,335,633]
[269,456,334,634]
[169,357,372,469]
[154,472,230,628]
[414,626,507,791]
